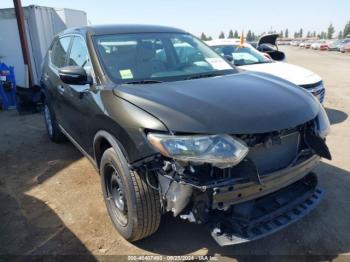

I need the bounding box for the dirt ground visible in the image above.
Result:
[1,46,350,261]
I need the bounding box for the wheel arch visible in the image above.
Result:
[93,130,130,170]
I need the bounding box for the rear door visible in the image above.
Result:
[46,36,73,129]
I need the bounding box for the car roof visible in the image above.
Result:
[206,39,241,46]
[61,24,186,36]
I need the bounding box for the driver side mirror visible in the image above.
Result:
[58,66,92,85]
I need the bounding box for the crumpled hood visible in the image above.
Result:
[239,62,322,86]
[113,72,321,134]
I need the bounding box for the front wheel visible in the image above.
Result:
[100,147,161,241]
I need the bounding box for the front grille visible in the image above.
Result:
[247,132,300,174]
[299,81,325,103]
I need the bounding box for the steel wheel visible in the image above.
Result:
[104,164,128,226]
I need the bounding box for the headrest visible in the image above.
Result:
[137,41,156,61]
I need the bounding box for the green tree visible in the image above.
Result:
[228,30,234,38]
[207,36,213,41]
[234,30,239,38]
[307,31,311,38]
[200,32,208,41]
[285,28,289,38]
[320,31,327,39]
[246,30,253,41]
[343,21,350,38]
[327,23,335,39]
[280,30,284,37]
[338,30,343,39]
[299,28,303,38]
[219,32,225,39]
[312,31,316,38]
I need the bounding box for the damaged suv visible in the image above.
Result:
[41,25,331,246]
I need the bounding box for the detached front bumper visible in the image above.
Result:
[210,172,323,246]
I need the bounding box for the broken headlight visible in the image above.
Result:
[315,106,330,139]
[147,133,249,168]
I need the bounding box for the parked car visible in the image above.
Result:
[311,40,328,50]
[341,42,350,52]
[328,39,343,51]
[339,39,350,53]
[319,42,329,51]
[41,25,331,246]
[305,41,312,49]
[250,34,286,61]
[299,41,306,48]
[206,39,326,103]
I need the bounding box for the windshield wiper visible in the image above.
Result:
[124,80,163,85]
[186,72,225,80]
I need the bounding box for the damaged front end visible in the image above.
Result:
[133,110,331,246]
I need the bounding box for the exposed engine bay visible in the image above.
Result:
[133,118,331,245]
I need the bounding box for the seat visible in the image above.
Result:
[134,41,166,78]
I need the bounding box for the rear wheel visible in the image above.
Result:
[100,147,161,241]
[43,102,66,143]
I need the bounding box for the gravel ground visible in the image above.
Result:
[0,46,350,261]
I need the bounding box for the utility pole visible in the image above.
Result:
[13,0,33,88]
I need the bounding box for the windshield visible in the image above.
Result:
[211,44,272,66]
[93,33,236,84]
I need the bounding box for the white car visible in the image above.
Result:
[206,39,325,103]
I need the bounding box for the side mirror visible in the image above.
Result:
[58,66,92,85]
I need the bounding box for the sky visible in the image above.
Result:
[1,0,349,38]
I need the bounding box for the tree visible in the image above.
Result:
[200,32,208,41]
[280,30,284,37]
[338,30,343,39]
[307,31,311,38]
[219,32,225,39]
[285,28,289,38]
[234,30,239,38]
[294,32,298,38]
[299,28,303,38]
[246,30,254,41]
[327,23,335,39]
[207,36,213,41]
[228,30,234,38]
[312,31,316,38]
[343,21,350,38]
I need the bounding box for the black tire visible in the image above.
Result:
[43,101,66,143]
[100,147,161,241]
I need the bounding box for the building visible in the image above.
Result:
[0,5,87,87]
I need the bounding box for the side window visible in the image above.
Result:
[68,36,90,68]
[51,37,71,68]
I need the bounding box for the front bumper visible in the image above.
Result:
[210,172,323,246]
[212,155,320,209]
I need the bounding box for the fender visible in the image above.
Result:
[93,130,130,169]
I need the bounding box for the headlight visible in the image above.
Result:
[147,133,249,168]
[316,106,330,138]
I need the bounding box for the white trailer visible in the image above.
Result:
[0,5,87,87]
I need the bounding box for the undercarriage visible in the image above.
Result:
[133,120,330,246]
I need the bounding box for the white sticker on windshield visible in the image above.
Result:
[205,58,232,70]
[119,69,133,79]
